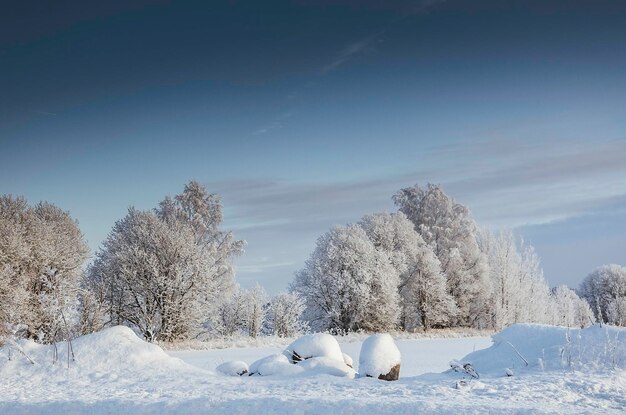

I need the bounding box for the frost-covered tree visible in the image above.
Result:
[291,224,400,332]
[358,212,456,330]
[215,288,248,336]
[579,264,626,325]
[0,195,89,343]
[266,292,308,337]
[479,230,554,328]
[88,181,244,342]
[606,297,626,326]
[516,241,553,324]
[479,230,520,329]
[393,184,491,327]
[551,285,594,328]
[244,284,267,338]
[213,284,267,337]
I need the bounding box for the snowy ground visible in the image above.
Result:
[1,325,625,414]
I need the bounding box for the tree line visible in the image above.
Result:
[1,181,624,344]
[292,184,597,332]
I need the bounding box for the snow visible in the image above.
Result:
[283,333,344,363]
[296,356,356,378]
[1,325,625,414]
[216,360,248,376]
[459,323,626,377]
[342,352,354,367]
[358,333,401,378]
[249,353,303,376]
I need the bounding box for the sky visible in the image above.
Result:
[1,0,625,294]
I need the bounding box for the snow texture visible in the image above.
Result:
[283,333,344,363]
[1,325,625,414]
[296,356,356,378]
[249,353,303,376]
[216,360,248,376]
[460,323,626,376]
[358,333,401,378]
[342,352,353,367]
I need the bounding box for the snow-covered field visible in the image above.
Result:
[1,325,625,414]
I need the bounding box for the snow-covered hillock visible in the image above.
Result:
[0,326,196,378]
[459,323,626,377]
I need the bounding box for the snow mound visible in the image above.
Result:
[297,356,356,378]
[0,325,198,383]
[459,323,626,376]
[284,333,344,363]
[216,360,249,376]
[342,352,354,368]
[249,354,304,376]
[358,334,401,378]
[16,326,184,370]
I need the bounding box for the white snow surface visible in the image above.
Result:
[296,356,356,378]
[215,360,248,376]
[461,323,626,376]
[283,333,344,363]
[358,333,401,378]
[342,352,354,367]
[249,353,303,376]
[1,324,625,414]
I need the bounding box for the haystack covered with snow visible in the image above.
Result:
[283,333,344,363]
[459,323,626,377]
[358,334,401,380]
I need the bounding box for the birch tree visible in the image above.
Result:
[88,181,244,342]
[394,184,491,327]
[358,212,456,330]
[291,224,400,332]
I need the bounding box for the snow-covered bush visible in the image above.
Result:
[358,333,401,380]
[214,289,248,336]
[214,285,268,338]
[266,292,308,337]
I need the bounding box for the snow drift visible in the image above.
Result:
[0,326,196,378]
[458,323,626,377]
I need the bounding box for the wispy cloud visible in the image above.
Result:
[208,137,626,292]
[322,31,385,74]
[320,0,445,74]
[253,111,295,135]
[33,110,57,116]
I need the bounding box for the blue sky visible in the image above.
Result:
[1,0,625,293]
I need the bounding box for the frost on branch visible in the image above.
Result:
[87,181,244,342]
